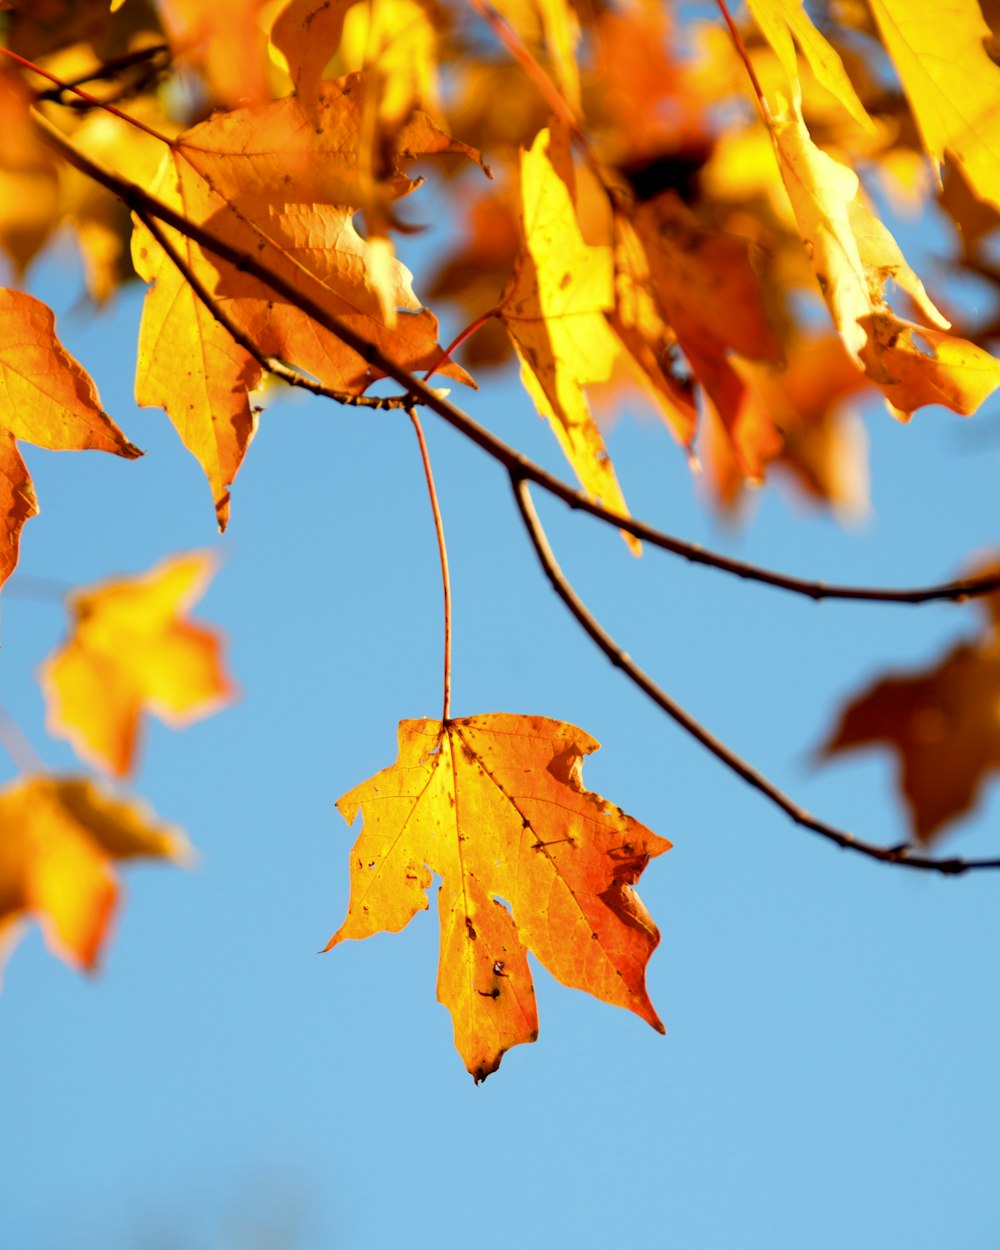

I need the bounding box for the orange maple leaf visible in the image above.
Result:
[0,775,189,979]
[0,288,140,588]
[41,551,234,778]
[329,714,670,1081]
[132,76,481,526]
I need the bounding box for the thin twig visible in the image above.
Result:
[134,211,413,410]
[1,47,172,145]
[32,112,1000,608]
[510,474,1000,876]
[0,703,45,775]
[34,43,171,108]
[4,575,72,602]
[409,410,453,722]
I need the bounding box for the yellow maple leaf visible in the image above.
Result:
[41,552,234,779]
[0,776,189,979]
[868,0,1000,209]
[769,93,1000,416]
[746,0,873,129]
[330,714,670,1081]
[273,0,439,125]
[499,127,632,525]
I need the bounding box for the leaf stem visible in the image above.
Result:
[409,411,453,722]
[35,113,1000,608]
[423,308,500,383]
[510,474,1000,877]
[715,0,769,117]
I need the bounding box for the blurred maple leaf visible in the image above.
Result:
[821,639,1000,843]
[0,776,189,979]
[41,551,234,778]
[329,714,670,1081]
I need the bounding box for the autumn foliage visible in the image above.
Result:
[3,0,1000,1077]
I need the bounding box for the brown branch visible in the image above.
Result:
[510,473,1000,876]
[134,211,412,411]
[32,112,1000,608]
[409,410,453,722]
[1,48,171,145]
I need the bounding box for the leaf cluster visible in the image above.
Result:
[2,0,1000,1077]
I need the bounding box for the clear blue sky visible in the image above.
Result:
[2,199,1000,1250]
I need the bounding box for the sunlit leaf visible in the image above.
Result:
[330,714,670,1081]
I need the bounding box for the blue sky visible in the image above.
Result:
[2,195,1000,1250]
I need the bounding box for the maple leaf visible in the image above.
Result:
[41,551,234,779]
[867,0,1000,211]
[735,333,871,515]
[273,0,439,125]
[132,76,480,527]
[820,639,1000,842]
[628,194,784,481]
[768,93,1000,417]
[499,127,633,529]
[329,715,670,1081]
[0,288,140,588]
[746,0,872,130]
[0,775,189,979]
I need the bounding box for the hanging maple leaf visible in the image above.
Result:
[41,551,234,778]
[498,127,633,528]
[0,288,140,588]
[768,92,1000,417]
[132,76,482,526]
[329,714,670,1081]
[0,775,189,979]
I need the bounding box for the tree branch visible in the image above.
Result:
[510,473,1000,876]
[32,111,1000,608]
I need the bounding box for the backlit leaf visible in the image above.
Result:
[499,127,631,525]
[330,714,670,1081]
[868,0,1000,209]
[746,0,872,129]
[768,93,1000,416]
